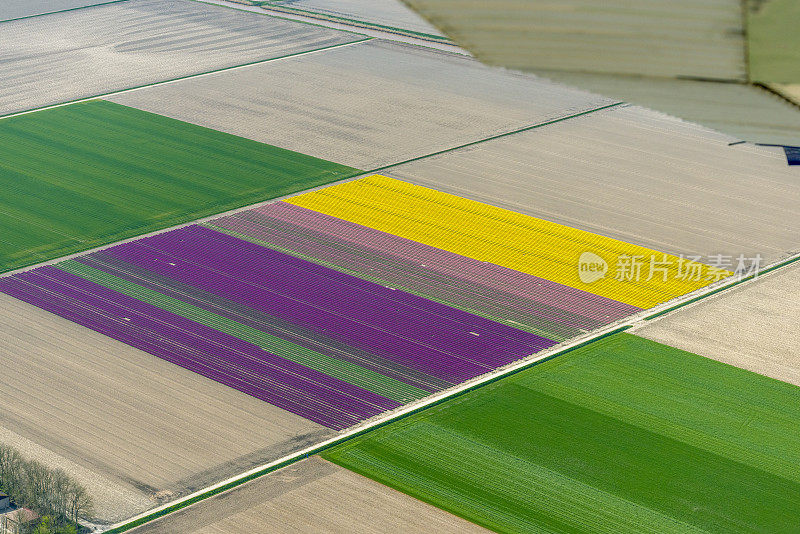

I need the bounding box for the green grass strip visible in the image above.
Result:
[331,421,708,534]
[324,333,800,533]
[57,260,428,403]
[104,323,632,533]
[0,100,365,273]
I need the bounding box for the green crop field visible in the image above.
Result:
[0,100,362,273]
[324,333,800,533]
[748,0,800,83]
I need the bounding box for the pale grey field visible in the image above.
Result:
[402,0,746,81]
[262,0,445,37]
[0,0,361,115]
[0,293,335,524]
[634,263,800,386]
[0,0,111,21]
[106,39,615,169]
[129,457,488,533]
[388,104,800,264]
[538,71,800,147]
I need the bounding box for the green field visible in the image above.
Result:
[748,0,800,83]
[324,333,800,533]
[0,100,362,272]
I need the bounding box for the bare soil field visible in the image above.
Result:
[260,0,445,37]
[129,457,488,533]
[537,71,800,147]
[388,104,800,264]
[0,0,109,21]
[106,39,614,169]
[634,262,800,386]
[0,293,335,524]
[0,0,361,115]
[773,84,800,106]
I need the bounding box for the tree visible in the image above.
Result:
[65,481,93,525]
[0,443,94,531]
[32,516,55,534]
[0,444,24,502]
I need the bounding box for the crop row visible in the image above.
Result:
[325,333,800,532]
[0,224,551,430]
[205,201,638,342]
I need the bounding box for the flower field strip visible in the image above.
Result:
[286,175,730,309]
[0,224,554,430]
[0,100,363,273]
[73,253,451,394]
[324,333,800,533]
[70,252,450,394]
[56,260,427,404]
[205,202,639,342]
[0,267,395,430]
[100,226,554,377]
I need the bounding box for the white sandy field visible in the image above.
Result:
[128,457,488,533]
[634,262,800,386]
[0,0,110,21]
[0,0,361,115]
[387,104,800,265]
[0,293,336,524]
[106,39,615,169]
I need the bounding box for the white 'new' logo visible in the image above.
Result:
[578,252,607,284]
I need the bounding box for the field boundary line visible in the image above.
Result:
[371,102,628,173]
[0,0,131,24]
[256,2,450,44]
[192,0,463,53]
[0,38,372,122]
[102,325,633,533]
[101,247,800,533]
[637,251,800,322]
[190,0,370,38]
[1,101,622,278]
[0,169,371,278]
